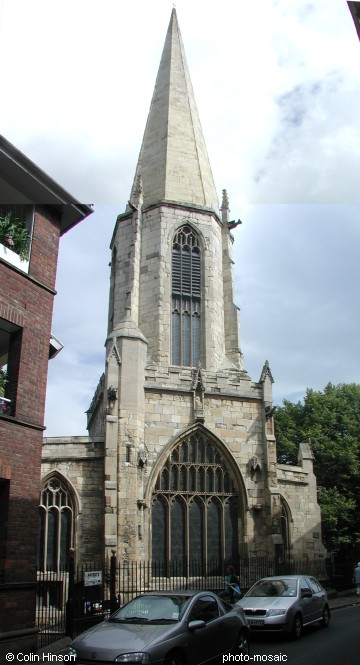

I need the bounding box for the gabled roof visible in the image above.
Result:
[129,9,219,213]
[0,135,93,234]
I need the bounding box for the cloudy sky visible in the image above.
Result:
[1,0,359,436]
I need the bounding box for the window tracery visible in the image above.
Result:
[152,431,239,567]
[38,476,75,571]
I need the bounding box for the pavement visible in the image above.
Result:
[326,588,360,610]
[37,590,360,657]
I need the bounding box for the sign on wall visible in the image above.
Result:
[84,570,102,587]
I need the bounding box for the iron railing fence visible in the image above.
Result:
[36,555,328,645]
[36,567,70,648]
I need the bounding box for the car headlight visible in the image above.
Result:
[115,654,150,663]
[266,609,287,617]
[68,648,77,657]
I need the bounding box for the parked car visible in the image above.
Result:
[236,575,330,639]
[69,589,250,664]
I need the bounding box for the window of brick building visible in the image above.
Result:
[0,318,22,418]
[0,479,10,581]
[0,204,34,272]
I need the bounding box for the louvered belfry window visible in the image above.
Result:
[172,225,201,366]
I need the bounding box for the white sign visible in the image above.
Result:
[84,570,102,587]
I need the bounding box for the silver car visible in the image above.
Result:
[236,575,330,639]
[70,590,250,664]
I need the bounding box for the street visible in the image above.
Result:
[250,605,359,665]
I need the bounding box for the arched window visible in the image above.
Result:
[280,499,291,555]
[152,431,240,571]
[172,225,201,366]
[38,476,75,571]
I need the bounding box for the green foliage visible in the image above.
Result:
[0,211,30,260]
[0,367,7,397]
[317,488,357,547]
[274,383,360,549]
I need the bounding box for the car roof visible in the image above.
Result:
[140,590,209,597]
[256,575,313,580]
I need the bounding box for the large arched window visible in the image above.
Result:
[38,475,75,571]
[172,225,201,366]
[152,430,240,571]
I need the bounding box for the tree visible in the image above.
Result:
[274,383,360,550]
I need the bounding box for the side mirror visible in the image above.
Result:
[188,619,206,631]
[301,588,312,598]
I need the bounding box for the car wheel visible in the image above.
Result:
[233,629,249,656]
[164,651,185,665]
[291,614,303,640]
[319,606,330,628]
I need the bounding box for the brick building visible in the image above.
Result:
[0,135,92,656]
[42,10,325,571]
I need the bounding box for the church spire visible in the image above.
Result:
[129,8,219,212]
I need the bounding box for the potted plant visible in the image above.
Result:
[0,210,30,260]
[0,368,7,397]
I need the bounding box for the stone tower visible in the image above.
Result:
[43,9,324,568]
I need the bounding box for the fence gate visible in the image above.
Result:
[36,567,70,648]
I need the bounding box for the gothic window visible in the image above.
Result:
[38,476,75,571]
[280,499,291,554]
[152,431,239,568]
[172,225,201,366]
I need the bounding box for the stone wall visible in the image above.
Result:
[41,436,104,563]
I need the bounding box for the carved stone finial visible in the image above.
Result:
[221,188,229,209]
[192,362,205,392]
[260,360,274,384]
[221,189,230,224]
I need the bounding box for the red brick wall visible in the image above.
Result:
[0,205,61,635]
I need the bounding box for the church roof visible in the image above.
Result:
[129,9,219,213]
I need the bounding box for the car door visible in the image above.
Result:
[306,577,326,620]
[186,594,223,664]
[299,577,317,624]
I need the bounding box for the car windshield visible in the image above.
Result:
[246,579,297,598]
[110,594,191,624]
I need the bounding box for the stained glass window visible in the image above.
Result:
[152,430,239,567]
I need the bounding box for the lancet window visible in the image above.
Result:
[281,499,291,554]
[152,430,240,568]
[171,225,201,366]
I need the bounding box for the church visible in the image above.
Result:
[41,9,325,571]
